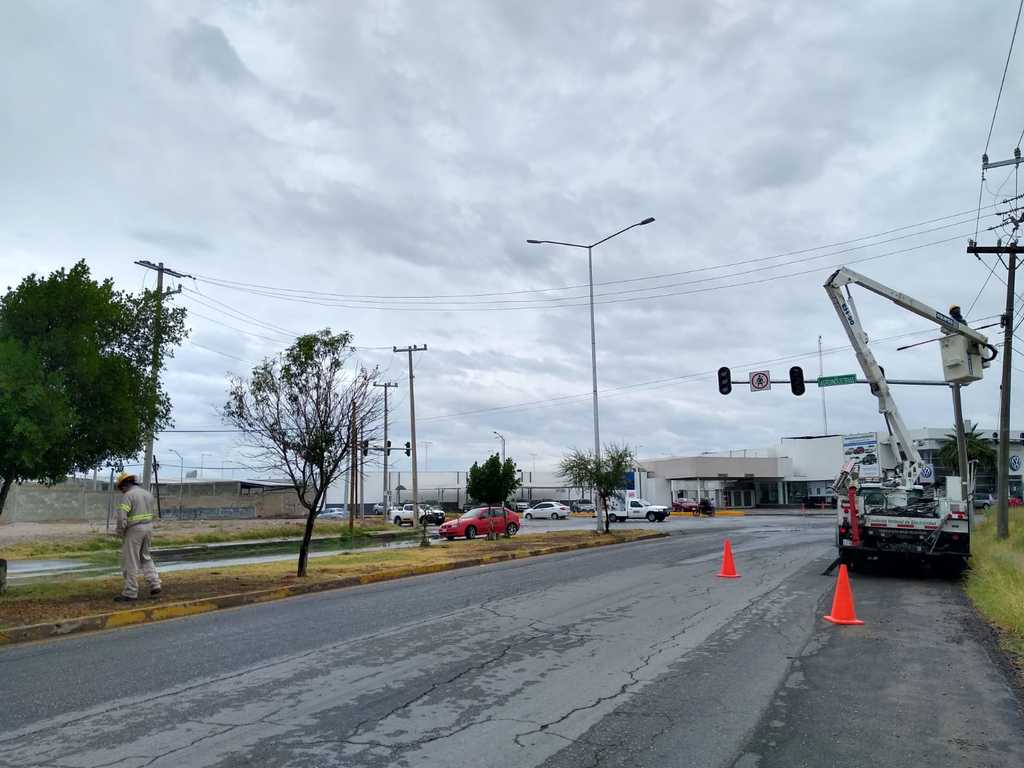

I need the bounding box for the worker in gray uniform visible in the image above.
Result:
[113,472,162,602]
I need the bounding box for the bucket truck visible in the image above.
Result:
[824,267,997,572]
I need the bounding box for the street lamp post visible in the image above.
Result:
[493,431,506,462]
[527,217,655,533]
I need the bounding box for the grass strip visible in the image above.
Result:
[965,507,1024,671]
[0,530,662,630]
[1,520,391,560]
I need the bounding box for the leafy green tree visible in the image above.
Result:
[938,425,996,473]
[224,329,382,576]
[0,261,186,517]
[559,443,635,533]
[465,454,521,540]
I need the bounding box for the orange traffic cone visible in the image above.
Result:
[824,564,864,625]
[717,539,740,578]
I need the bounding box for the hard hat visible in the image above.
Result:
[115,472,136,487]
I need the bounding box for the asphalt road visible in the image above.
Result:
[1,517,1021,767]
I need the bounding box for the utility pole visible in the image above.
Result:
[134,260,191,490]
[394,345,428,546]
[349,398,358,536]
[967,239,1020,540]
[493,431,506,462]
[374,381,398,513]
[818,335,829,434]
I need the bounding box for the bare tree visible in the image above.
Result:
[224,329,382,576]
[559,443,634,533]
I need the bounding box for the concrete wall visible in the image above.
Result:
[0,480,304,523]
[0,482,113,523]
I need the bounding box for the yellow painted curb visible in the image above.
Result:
[0,532,668,646]
[716,510,746,517]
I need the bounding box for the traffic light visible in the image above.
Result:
[404,441,411,456]
[717,366,732,395]
[385,440,392,455]
[361,439,370,456]
[789,366,805,396]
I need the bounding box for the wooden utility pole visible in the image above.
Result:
[967,240,1020,539]
[133,260,191,489]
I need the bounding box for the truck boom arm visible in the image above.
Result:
[823,267,992,488]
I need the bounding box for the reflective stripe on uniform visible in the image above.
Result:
[127,512,153,523]
[119,503,131,512]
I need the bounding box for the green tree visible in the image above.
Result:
[938,425,996,473]
[0,261,186,517]
[224,329,382,576]
[465,454,521,540]
[559,443,635,533]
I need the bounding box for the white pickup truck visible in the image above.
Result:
[607,497,669,523]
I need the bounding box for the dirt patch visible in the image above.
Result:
[0,530,662,630]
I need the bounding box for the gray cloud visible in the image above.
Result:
[1,0,1020,480]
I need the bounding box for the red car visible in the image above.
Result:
[673,499,699,513]
[439,506,519,540]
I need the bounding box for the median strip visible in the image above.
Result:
[0,530,666,645]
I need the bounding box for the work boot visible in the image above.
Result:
[113,595,137,603]
[149,588,162,598]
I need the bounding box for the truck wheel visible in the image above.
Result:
[465,526,477,540]
[608,513,619,523]
[646,511,656,522]
[393,516,403,526]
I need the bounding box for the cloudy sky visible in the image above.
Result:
[4,1,1024,483]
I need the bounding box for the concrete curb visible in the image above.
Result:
[0,532,668,646]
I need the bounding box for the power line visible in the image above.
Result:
[195,216,997,310]
[984,0,1024,157]
[191,232,976,313]
[191,204,1006,303]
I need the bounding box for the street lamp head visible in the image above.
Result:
[639,217,655,226]
[526,239,543,244]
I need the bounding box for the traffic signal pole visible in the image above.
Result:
[374,381,398,514]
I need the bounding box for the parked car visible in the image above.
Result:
[524,501,571,520]
[672,499,699,514]
[570,499,595,513]
[607,498,669,523]
[439,506,519,540]
[513,500,531,512]
[372,502,386,514]
[974,493,994,510]
[319,508,347,520]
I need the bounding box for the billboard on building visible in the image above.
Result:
[842,432,880,480]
